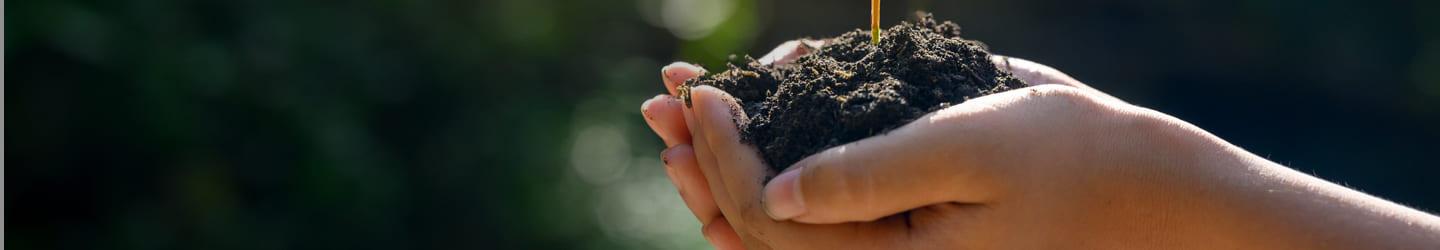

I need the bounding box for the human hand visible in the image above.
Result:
[650,44,1440,248]
[640,39,828,249]
[673,72,1172,249]
[643,38,861,248]
[645,37,1144,248]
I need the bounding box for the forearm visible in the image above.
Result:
[1206,148,1440,248]
[1134,111,1440,248]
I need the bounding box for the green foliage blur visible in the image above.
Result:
[7,0,1439,249]
[8,0,747,248]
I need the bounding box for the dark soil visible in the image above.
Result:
[681,13,1026,173]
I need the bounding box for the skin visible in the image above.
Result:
[639,42,1440,249]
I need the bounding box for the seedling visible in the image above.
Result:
[871,0,881,44]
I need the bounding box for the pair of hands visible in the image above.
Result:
[640,41,1440,249]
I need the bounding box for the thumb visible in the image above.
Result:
[760,115,998,224]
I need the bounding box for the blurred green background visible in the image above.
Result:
[7,0,1439,249]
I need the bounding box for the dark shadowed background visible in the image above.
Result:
[7,0,1439,249]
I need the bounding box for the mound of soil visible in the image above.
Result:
[681,13,1026,173]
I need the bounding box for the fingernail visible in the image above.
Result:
[701,221,740,250]
[662,62,701,82]
[641,96,658,121]
[763,169,806,220]
[661,62,679,79]
[660,147,671,165]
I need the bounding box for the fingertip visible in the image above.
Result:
[702,220,744,250]
[763,169,806,220]
[642,95,682,145]
[689,86,734,123]
[641,94,665,119]
[690,84,723,96]
[660,146,673,166]
[759,39,826,65]
[662,62,706,94]
[988,55,1013,72]
[663,61,703,73]
[661,144,694,167]
[990,56,1087,90]
[644,94,695,146]
[691,86,742,111]
[758,40,800,65]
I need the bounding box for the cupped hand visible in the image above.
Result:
[643,38,1117,248]
[679,79,1168,249]
[640,39,826,249]
[646,42,1440,249]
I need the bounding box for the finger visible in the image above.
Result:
[662,62,707,96]
[691,86,917,248]
[641,95,692,146]
[663,144,721,225]
[682,87,770,246]
[689,86,768,216]
[758,39,826,65]
[989,55,1084,88]
[680,91,743,222]
[761,96,1015,224]
[990,55,1123,102]
[702,218,746,250]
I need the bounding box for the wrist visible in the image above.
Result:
[1066,106,1272,248]
[1096,107,1440,248]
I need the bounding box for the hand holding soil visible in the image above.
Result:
[640,16,1440,249]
